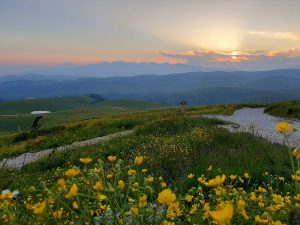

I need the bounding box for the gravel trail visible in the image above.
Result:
[204,107,300,147]
[0,130,134,169]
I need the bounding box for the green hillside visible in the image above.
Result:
[100,99,167,110]
[265,100,300,119]
[0,102,298,224]
[0,98,168,135]
[0,95,107,115]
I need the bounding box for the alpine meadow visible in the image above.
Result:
[1,1,300,224]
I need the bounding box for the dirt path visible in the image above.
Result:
[204,107,300,147]
[0,130,134,169]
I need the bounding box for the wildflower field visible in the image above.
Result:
[0,103,299,224]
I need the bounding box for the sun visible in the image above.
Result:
[192,28,242,52]
[231,51,240,60]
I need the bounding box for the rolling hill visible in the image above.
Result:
[150,87,300,106]
[0,94,106,114]
[1,69,300,106]
[0,97,168,134]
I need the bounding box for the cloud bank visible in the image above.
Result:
[160,49,300,71]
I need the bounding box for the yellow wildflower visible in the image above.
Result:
[72,201,79,209]
[209,202,233,225]
[237,199,249,220]
[66,184,78,200]
[53,209,63,219]
[130,207,138,216]
[244,173,250,179]
[292,149,300,158]
[128,169,136,176]
[207,165,213,171]
[292,173,300,181]
[250,192,257,201]
[142,168,148,173]
[80,157,92,164]
[258,202,265,208]
[185,194,193,202]
[64,168,80,177]
[272,221,287,225]
[139,194,147,207]
[57,178,67,192]
[203,175,226,188]
[167,201,182,219]
[147,176,154,183]
[158,189,176,205]
[106,173,113,179]
[33,200,46,215]
[255,215,269,224]
[161,182,167,188]
[134,156,144,165]
[275,122,292,133]
[118,180,125,189]
[93,181,104,191]
[187,174,195,179]
[0,189,18,201]
[229,175,237,180]
[128,198,135,203]
[97,194,107,201]
[107,156,117,162]
[162,221,175,225]
[257,187,267,193]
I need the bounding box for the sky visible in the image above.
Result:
[1,0,300,72]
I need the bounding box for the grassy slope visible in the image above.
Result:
[0,106,290,192]
[0,103,260,160]
[0,99,168,134]
[0,95,100,114]
[265,100,300,120]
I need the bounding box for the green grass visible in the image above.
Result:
[0,101,297,225]
[0,104,290,192]
[0,99,168,134]
[0,95,101,114]
[0,103,259,160]
[265,99,300,119]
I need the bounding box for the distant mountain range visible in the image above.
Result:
[0,62,202,79]
[1,69,300,105]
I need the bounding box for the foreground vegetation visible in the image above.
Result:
[1,101,299,224]
[0,98,167,135]
[1,106,299,224]
[265,100,300,120]
[1,152,299,224]
[0,103,259,160]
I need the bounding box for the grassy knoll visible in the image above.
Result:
[1,103,298,224]
[0,95,103,115]
[0,98,168,134]
[265,100,300,120]
[0,103,260,160]
[0,107,290,191]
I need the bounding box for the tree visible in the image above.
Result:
[31,116,43,132]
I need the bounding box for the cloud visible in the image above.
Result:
[248,30,300,40]
[160,49,300,70]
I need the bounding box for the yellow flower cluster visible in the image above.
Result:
[0,146,299,224]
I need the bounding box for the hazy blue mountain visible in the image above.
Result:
[241,76,300,90]
[0,62,202,78]
[1,69,300,105]
[149,87,300,106]
[0,74,78,82]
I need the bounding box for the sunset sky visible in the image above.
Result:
[1,0,300,70]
